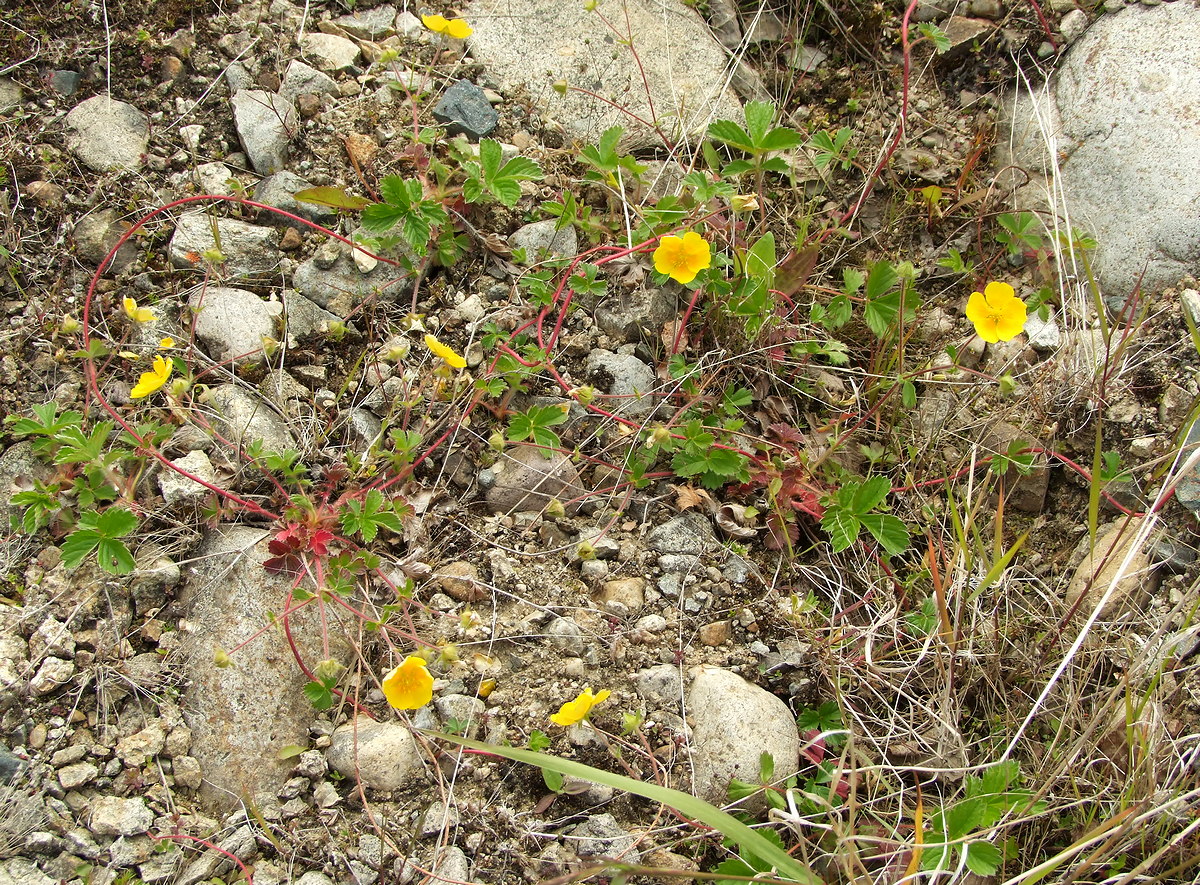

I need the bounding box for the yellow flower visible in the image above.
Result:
[421,13,473,39]
[130,354,172,399]
[965,281,1027,344]
[122,296,156,323]
[424,333,466,369]
[652,231,711,285]
[550,686,611,727]
[382,655,435,710]
[159,337,175,348]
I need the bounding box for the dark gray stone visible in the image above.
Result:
[433,80,498,140]
[49,71,81,95]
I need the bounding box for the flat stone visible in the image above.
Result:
[1065,518,1160,617]
[464,0,742,150]
[64,96,148,172]
[72,208,137,273]
[170,214,281,278]
[0,78,21,113]
[231,90,297,175]
[180,525,348,809]
[188,285,283,365]
[29,656,74,695]
[279,60,339,104]
[280,289,347,344]
[508,220,577,260]
[327,718,422,792]
[937,16,996,61]
[569,814,641,864]
[333,5,398,38]
[485,445,588,514]
[594,577,645,616]
[432,79,498,140]
[687,667,799,808]
[0,858,54,885]
[58,761,99,790]
[206,384,296,453]
[300,32,361,71]
[436,561,486,602]
[88,796,153,836]
[159,451,217,507]
[1000,2,1200,302]
[586,350,660,419]
[647,513,716,556]
[252,171,337,230]
[594,283,678,344]
[292,251,409,318]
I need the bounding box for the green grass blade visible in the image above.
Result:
[422,731,822,885]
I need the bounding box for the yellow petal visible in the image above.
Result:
[424,333,467,369]
[159,337,175,348]
[382,656,434,710]
[130,355,172,399]
[445,18,473,38]
[421,13,450,34]
[123,296,156,323]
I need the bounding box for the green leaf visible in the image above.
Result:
[859,514,910,557]
[864,288,902,338]
[965,841,1002,876]
[61,507,139,574]
[708,119,755,153]
[361,203,406,234]
[743,100,776,146]
[864,260,899,301]
[744,232,776,287]
[340,489,406,543]
[821,508,859,554]
[379,174,411,206]
[918,22,951,53]
[303,681,334,710]
[425,731,822,885]
[850,475,891,514]
[759,127,804,152]
[291,186,370,210]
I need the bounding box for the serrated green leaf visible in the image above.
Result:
[760,156,791,174]
[462,177,484,204]
[744,232,776,287]
[864,288,902,338]
[850,476,891,514]
[865,260,899,301]
[965,841,1002,876]
[379,174,408,206]
[708,120,755,152]
[859,514,909,557]
[759,127,803,152]
[821,508,859,553]
[303,681,334,710]
[478,139,502,180]
[499,156,542,181]
[743,100,775,146]
[361,203,406,234]
[489,178,521,208]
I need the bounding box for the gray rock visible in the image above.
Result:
[569,813,641,863]
[72,209,137,273]
[116,724,166,766]
[193,161,237,196]
[189,286,282,365]
[327,718,422,792]
[170,215,281,278]
[171,756,202,789]
[586,350,659,419]
[176,826,256,885]
[938,16,997,61]
[635,663,683,702]
[485,445,588,514]
[281,289,346,343]
[30,617,74,662]
[647,513,716,556]
[0,442,43,532]
[206,384,296,457]
[180,525,346,809]
[88,797,153,836]
[29,656,74,695]
[0,78,21,113]
[333,5,398,38]
[279,60,339,104]
[981,421,1048,514]
[432,79,498,140]
[1023,309,1061,351]
[464,0,741,150]
[1000,2,1200,302]
[434,695,486,739]
[546,617,585,655]
[292,251,408,318]
[1065,518,1159,616]
[252,171,337,230]
[687,667,800,807]
[1060,8,1089,42]
[300,33,361,71]
[64,96,148,172]
[231,90,297,174]
[0,746,21,784]
[159,451,217,507]
[429,846,471,884]
[594,577,645,616]
[509,220,577,260]
[705,0,741,48]
[1172,418,1200,515]
[58,761,98,790]
[595,284,678,344]
[0,858,54,885]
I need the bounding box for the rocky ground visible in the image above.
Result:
[2,1,1200,884]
